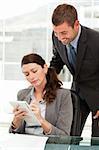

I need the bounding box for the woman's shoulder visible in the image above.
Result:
[56,88,71,100]
[17,85,33,99]
[55,88,72,105]
[18,85,33,93]
[57,87,70,95]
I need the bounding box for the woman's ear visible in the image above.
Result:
[44,64,48,74]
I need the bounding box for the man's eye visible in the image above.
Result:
[61,32,67,35]
[54,31,67,37]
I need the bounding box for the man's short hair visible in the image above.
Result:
[52,4,78,27]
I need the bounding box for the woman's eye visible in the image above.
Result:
[25,73,29,76]
[32,70,37,73]
[23,72,29,76]
[33,71,37,73]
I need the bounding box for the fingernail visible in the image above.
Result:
[93,116,97,119]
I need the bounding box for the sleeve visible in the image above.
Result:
[50,32,65,74]
[50,90,73,135]
[9,120,25,134]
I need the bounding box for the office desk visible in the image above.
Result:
[0,134,99,150]
[45,136,99,150]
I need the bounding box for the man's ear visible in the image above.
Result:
[74,20,79,29]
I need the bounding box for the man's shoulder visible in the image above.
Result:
[81,25,99,36]
[80,25,99,43]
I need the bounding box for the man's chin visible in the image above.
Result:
[61,40,70,45]
[62,41,68,45]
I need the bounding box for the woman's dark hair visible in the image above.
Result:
[21,53,62,103]
[52,4,78,28]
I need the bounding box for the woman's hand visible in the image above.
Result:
[30,100,52,134]
[30,101,42,121]
[12,106,27,129]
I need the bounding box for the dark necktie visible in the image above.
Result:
[68,44,76,70]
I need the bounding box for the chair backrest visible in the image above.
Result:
[70,91,81,136]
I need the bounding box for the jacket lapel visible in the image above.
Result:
[75,26,87,80]
[45,102,56,124]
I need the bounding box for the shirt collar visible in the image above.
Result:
[30,86,35,100]
[70,25,81,49]
[30,86,45,104]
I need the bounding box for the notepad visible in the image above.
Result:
[10,101,40,126]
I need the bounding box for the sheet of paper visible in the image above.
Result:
[0,133,48,150]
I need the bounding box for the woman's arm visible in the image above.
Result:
[50,90,73,135]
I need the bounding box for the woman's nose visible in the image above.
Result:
[29,72,35,80]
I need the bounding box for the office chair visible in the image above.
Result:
[70,91,81,136]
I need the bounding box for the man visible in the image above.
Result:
[50,3,99,137]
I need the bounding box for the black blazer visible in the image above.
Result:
[50,25,99,111]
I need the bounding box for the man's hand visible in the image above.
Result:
[93,110,99,119]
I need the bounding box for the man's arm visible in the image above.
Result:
[50,32,65,74]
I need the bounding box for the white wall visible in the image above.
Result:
[0,80,30,123]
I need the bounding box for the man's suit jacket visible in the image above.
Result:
[9,86,73,135]
[50,25,99,111]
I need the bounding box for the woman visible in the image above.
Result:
[9,53,73,135]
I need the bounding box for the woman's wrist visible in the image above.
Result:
[44,125,52,135]
[11,121,16,129]
[39,117,52,135]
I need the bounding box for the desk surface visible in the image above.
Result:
[0,133,99,150]
[45,136,99,149]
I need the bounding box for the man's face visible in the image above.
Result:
[53,21,79,45]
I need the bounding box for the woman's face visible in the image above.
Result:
[22,63,48,88]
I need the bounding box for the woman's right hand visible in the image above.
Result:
[12,106,27,129]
